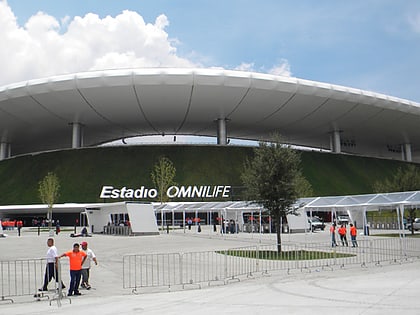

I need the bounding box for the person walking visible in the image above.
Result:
[80,241,98,290]
[55,220,60,235]
[57,243,87,296]
[39,238,65,291]
[349,223,358,247]
[338,224,349,246]
[330,223,337,247]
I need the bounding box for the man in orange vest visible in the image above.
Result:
[58,243,87,296]
[349,223,358,247]
[330,223,337,247]
[338,224,348,246]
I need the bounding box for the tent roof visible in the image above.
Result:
[302,191,420,210]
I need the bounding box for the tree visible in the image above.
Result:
[151,156,177,203]
[241,135,312,252]
[373,164,420,234]
[38,172,60,235]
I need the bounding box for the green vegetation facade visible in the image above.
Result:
[0,145,414,205]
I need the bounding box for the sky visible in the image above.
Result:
[1,0,420,103]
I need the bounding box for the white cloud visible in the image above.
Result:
[234,62,255,72]
[0,2,196,86]
[0,1,293,86]
[268,60,292,77]
[234,61,292,77]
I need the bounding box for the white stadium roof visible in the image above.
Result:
[1,68,420,161]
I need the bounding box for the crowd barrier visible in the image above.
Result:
[0,258,68,305]
[0,258,45,303]
[123,237,420,292]
[103,225,132,236]
[2,238,420,302]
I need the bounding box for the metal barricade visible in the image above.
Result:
[0,258,45,303]
[123,237,420,292]
[103,225,131,236]
[0,258,70,306]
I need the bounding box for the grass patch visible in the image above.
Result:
[216,250,355,260]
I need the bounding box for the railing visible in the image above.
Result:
[103,225,132,236]
[0,258,68,305]
[2,238,420,302]
[123,237,420,292]
[0,258,45,303]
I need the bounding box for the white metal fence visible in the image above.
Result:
[123,237,420,292]
[1,238,420,302]
[0,258,45,303]
[0,258,68,305]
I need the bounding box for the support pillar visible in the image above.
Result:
[402,143,412,162]
[216,118,228,145]
[330,130,341,153]
[71,123,84,148]
[0,142,10,160]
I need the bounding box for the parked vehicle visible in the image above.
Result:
[407,218,420,231]
[337,215,350,226]
[308,217,325,231]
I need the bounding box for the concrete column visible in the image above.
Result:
[71,123,84,148]
[330,130,341,153]
[402,143,412,162]
[0,142,9,160]
[216,118,228,145]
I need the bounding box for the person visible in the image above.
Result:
[57,243,87,296]
[39,238,65,291]
[81,226,88,236]
[17,220,23,236]
[55,220,60,235]
[330,223,337,247]
[70,226,92,238]
[349,223,358,247]
[338,224,348,246]
[80,241,98,290]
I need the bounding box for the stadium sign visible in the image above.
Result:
[99,185,231,199]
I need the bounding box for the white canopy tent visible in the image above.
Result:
[301,191,420,236]
[152,200,309,233]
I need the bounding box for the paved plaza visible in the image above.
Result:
[0,226,419,314]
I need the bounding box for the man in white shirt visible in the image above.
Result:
[40,238,65,291]
[80,241,98,289]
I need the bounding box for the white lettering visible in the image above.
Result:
[100,186,113,198]
[222,186,231,198]
[166,186,179,198]
[192,186,203,197]
[148,189,158,198]
[100,185,231,199]
[134,188,143,198]
[111,188,120,199]
[178,186,192,198]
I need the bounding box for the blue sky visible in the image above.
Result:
[2,0,420,102]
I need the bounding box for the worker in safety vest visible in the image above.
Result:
[349,223,358,247]
[338,224,348,246]
[330,223,337,247]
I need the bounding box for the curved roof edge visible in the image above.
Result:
[1,68,419,112]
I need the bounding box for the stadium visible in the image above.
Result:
[1,67,420,160]
[1,68,420,228]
